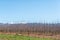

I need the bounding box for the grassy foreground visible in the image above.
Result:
[0,34,55,40]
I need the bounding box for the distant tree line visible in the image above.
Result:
[0,23,60,35]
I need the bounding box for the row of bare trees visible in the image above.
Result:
[0,23,60,35]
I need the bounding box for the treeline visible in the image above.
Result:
[0,23,60,35]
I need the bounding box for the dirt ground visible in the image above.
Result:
[0,32,60,40]
[22,33,60,40]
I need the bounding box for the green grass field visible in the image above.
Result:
[0,34,55,40]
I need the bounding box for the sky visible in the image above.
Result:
[0,0,60,23]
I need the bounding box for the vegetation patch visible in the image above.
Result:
[0,34,55,40]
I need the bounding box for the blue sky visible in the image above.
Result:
[0,0,60,23]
